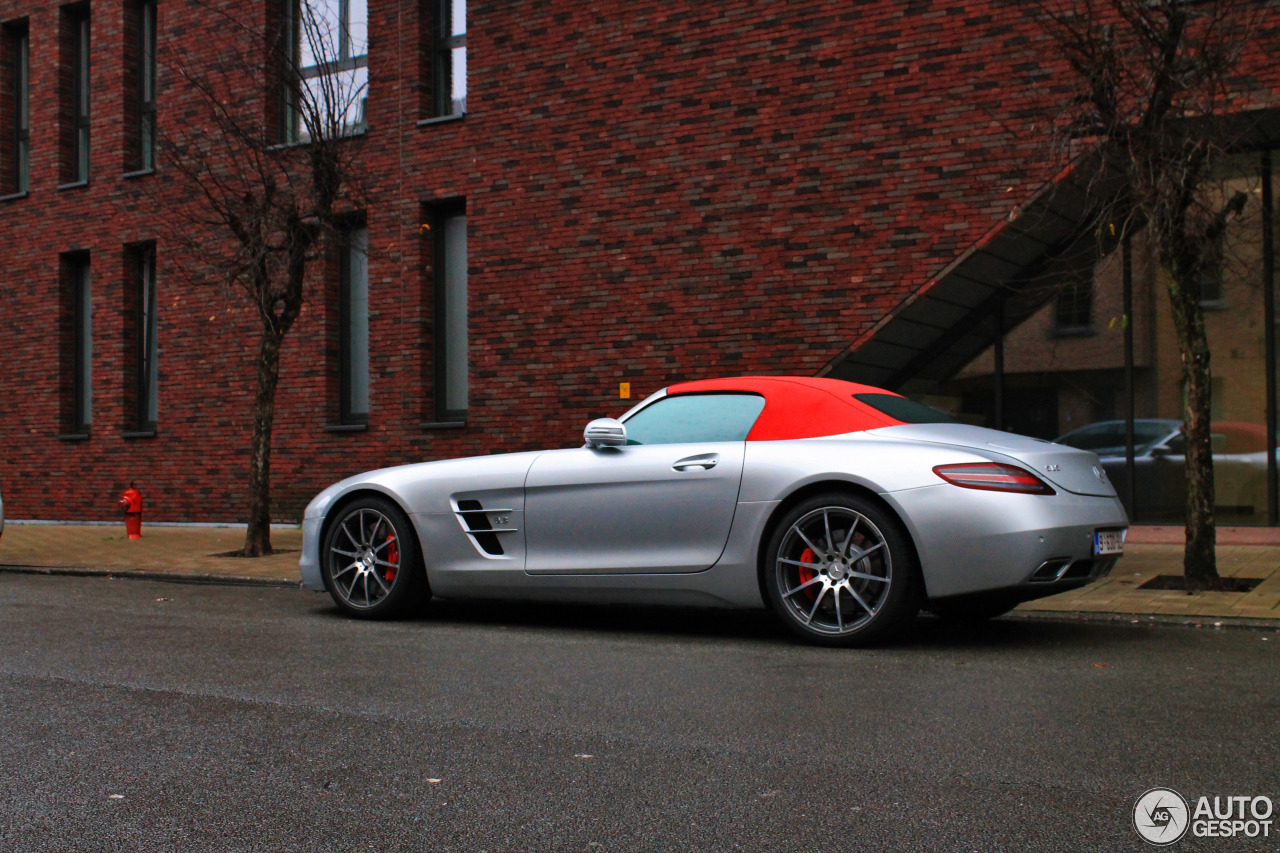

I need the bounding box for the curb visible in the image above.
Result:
[0,564,300,589]
[1005,608,1280,631]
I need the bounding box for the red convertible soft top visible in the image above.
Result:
[665,376,907,441]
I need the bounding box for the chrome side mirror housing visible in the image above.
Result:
[584,418,627,447]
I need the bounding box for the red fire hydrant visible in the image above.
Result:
[119,484,143,539]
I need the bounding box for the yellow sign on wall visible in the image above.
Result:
[620,382,631,399]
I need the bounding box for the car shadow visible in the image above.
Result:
[310,596,1119,650]
[901,614,1102,650]
[312,596,789,643]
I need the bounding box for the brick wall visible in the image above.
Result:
[0,0,1276,522]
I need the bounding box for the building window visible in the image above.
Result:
[1198,230,1227,307]
[125,0,157,172]
[62,253,92,435]
[284,0,368,141]
[131,244,159,431]
[432,207,467,421]
[339,224,369,424]
[1054,278,1093,334]
[434,0,465,117]
[62,4,90,184]
[2,20,29,194]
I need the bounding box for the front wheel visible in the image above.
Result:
[321,496,428,618]
[764,493,920,646]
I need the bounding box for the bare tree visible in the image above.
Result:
[159,0,368,555]
[1034,0,1261,588]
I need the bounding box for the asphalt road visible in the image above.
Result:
[1,574,1277,852]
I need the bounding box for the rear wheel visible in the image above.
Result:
[764,493,919,646]
[322,496,428,618]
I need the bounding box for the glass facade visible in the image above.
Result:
[925,152,1279,526]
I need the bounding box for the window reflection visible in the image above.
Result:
[928,153,1276,525]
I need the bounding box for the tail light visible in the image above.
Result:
[933,463,1056,495]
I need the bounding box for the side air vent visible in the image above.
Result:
[454,499,516,557]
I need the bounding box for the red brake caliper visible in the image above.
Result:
[798,547,817,600]
[384,535,399,583]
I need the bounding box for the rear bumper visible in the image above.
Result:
[884,484,1128,599]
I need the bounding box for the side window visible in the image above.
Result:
[622,393,766,446]
[1134,422,1178,451]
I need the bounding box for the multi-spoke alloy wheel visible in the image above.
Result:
[764,493,919,646]
[321,496,427,618]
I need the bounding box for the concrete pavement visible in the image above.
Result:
[0,523,303,586]
[8,572,1278,851]
[1,521,1278,623]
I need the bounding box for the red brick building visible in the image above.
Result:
[1,0,1278,524]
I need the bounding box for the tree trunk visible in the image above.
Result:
[1167,272,1218,587]
[243,328,283,557]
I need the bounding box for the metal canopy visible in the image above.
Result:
[826,110,1280,393]
[825,159,1107,392]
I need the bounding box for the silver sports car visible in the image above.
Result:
[299,377,1127,645]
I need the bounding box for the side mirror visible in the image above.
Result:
[1149,445,1171,458]
[584,418,627,447]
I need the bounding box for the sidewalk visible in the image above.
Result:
[1,522,1278,623]
[0,523,303,586]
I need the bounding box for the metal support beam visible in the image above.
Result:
[994,299,1005,431]
[1263,150,1277,525]
[1123,236,1136,519]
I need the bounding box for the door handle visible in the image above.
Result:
[673,453,719,471]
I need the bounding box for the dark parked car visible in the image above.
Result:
[1056,419,1276,523]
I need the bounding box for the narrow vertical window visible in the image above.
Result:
[1197,230,1227,306]
[435,209,467,420]
[127,0,157,172]
[62,4,91,184]
[286,0,368,141]
[135,245,159,430]
[434,0,465,117]
[2,21,29,194]
[339,224,369,424]
[1054,279,1093,334]
[277,0,297,142]
[62,253,93,435]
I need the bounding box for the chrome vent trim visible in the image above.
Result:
[453,499,517,557]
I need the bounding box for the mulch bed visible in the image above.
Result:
[1139,575,1263,593]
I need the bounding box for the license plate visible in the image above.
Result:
[1095,529,1126,556]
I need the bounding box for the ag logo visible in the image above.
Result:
[1134,788,1190,846]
